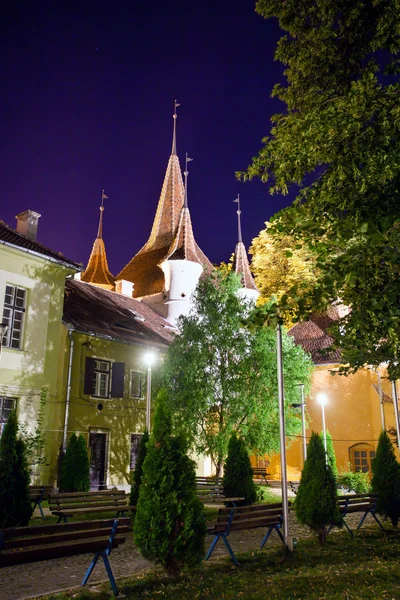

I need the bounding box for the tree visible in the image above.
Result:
[242,0,400,380]
[130,429,149,507]
[134,389,206,575]
[320,431,338,480]
[371,431,400,527]
[59,433,90,492]
[0,411,32,527]
[295,432,341,545]
[165,270,313,476]
[250,221,317,320]
[223,433,257,506]
[19,386,48,482]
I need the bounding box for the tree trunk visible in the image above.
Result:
[318,527,327,546]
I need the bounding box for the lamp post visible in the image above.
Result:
[317,393,328,463]
[144,352,156,432]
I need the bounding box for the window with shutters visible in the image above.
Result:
[130,371,143,398]
[2,285,27,349]
[349,443,376,474]
[84,357,125,399]
[0,397,16,436]
[130,434,143,470]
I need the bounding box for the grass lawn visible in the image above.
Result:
[40,527,400,600]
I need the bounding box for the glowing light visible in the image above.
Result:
[317,392,328,406]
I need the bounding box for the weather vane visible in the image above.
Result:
[172,100,180,154]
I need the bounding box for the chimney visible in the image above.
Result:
[15,210,41,241]
[115,279,134,297]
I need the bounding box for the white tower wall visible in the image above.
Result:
[161,259,203,325]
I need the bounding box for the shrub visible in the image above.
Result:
[223,433,257,505]
[320,431,338,479]
[338,464,371,494]
[371,431,400,527]
[59,433,90,492]
[130,429,149,507]
[134,389,206,575]
[0,411,33,527]
[295,431,341,545]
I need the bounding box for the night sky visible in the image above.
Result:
[1,0,293,274]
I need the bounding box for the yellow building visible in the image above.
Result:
[262,311,399,481]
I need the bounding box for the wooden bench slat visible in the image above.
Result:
[49,500,127,509]
[52,505,135,518]
[2,525,131,550]
[2,518,130,538]
[50,490,125,499]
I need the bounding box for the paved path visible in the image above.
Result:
[0,503,379,600]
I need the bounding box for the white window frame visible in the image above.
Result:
[93,359,111,398]
[2,285,27,350]
[129,370,143,399]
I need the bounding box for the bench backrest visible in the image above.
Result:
[338,493,377,508]
[213,503,284,533]
[49,490,127,509]
[29,485,54,501]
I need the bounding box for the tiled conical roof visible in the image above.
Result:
[233,241,259,291]
[81,197,115,289]
[117,110,212,297]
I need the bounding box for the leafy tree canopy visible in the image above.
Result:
[241,0,400,379]
[165,270,313,475]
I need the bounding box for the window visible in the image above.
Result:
[130,371,142,398]
[84,357,125,398]
[0,397,16,435]
[130,434,143,470]
[2,285,26,349]
[350,444,376,473]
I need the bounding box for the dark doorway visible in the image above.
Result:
[89,432,107,490]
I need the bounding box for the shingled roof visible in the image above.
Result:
[81,203,115,289]
[0,220,82,270]
[232,241,259,292]
[116,152,212,297]
[288,311,342,365]
[63,279,175,349]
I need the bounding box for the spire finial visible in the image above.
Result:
[184,153,193,208]
[172,99,180,155]
[233,195,242,243]
[97,189,108,239]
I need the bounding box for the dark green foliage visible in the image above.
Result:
[0,411,33,527]
[320,431,338,479]
[134,389,206,575]
[295,432,341,545]
[130,429,149,507]
[59,433,90,492]
[371,431,400,527]
[223,433,257,506]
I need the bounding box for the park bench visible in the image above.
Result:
[329,493,384,537]
[288,481,300,495]
[29,485,53,519]
[195,478,244,506]
[252,467,269,485]
[206,502,286,566]
[0,517,131,596]
[49,489,135,523]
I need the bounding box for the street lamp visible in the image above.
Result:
[143,351,156,431]
[317,392,328,463]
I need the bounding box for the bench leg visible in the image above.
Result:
[38,502,45,520]
[357,511,369,530]
[357,510,385,532]
[342,519,354,538]
[206,535,220,561]
[221,534,239,566]
[82,551,101,587]
[371,512,385,532]
[260,525,285,549]
[102,551,119,596]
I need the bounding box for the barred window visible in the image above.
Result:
[130,371,142,398]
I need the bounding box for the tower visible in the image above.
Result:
[117,102,213,324]
[232,195,259,303]
[81,191,115,290]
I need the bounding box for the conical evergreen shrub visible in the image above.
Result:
[130,429,149,507]
[59,433,90,492]
[320,431,338,479]
[295,431,341,545]
[134,389,206,575]
[0,411,32,527]
[371,431,400,527]
[223,433,257,505]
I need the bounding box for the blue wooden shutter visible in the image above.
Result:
[111,362,125,398]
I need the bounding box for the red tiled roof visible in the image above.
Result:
[63,279,175,349]
[0,220,82,269]
[232,241,258,292]
[288,315,342,365]
[81,238,115,288]
[116,153,212,297]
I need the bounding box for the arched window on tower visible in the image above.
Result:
[349,443,376,474]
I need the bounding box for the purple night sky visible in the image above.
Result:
[1,0,293,274]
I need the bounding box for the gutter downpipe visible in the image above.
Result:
[391,381,400,452]
[63,328,74,452]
